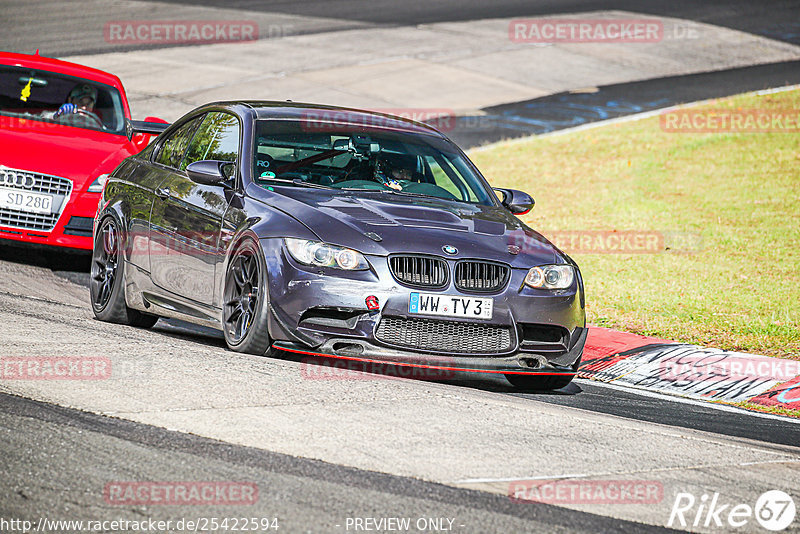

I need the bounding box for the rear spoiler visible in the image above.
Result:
[126,119,170,140]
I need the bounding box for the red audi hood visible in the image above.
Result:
[0,116,138,189]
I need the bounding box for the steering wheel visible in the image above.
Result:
[57,108,105,129]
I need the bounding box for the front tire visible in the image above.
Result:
[505,373,575,391]
[506,355,582,391]
[90,216,158,328]
[222,238,272,355]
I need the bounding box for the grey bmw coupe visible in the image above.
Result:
[91,101,586,389]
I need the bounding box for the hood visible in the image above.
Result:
[0,116,136,189]
[251,184,562,268]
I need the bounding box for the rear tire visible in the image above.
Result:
[90,216,158,328]
[222,238,272,355]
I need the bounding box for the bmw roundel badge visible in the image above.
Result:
[442,245,458,255]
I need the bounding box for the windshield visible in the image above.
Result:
[0,65,126,134]
[253,120,495,206]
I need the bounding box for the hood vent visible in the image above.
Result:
[335,206,396,226]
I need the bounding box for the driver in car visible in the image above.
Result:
[53,83,98,120]
[376,153,420,191]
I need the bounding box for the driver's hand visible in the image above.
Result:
[54,103,76,118]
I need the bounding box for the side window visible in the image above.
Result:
[155,116,203,168]
[180,112,240,171]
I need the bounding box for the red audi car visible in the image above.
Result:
[0,51,163,251]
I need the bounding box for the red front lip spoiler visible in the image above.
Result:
[271,343,577,376]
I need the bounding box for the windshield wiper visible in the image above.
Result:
[337,186,388,192]
[259,178,334,189]
[335,187,435,198]
[378,189,445,201]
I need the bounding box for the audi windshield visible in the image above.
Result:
[0,65,126,134]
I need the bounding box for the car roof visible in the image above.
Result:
[0,51,125,90]
[211,101,450,138]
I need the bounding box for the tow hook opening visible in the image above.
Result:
[520,356,545,369]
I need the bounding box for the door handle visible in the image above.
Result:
[155,187,171,199]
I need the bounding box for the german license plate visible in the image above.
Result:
[409,292,493,320]
[0,187,53,215]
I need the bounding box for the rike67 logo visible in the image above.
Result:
[668,490,796,531]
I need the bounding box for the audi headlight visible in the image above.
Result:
[285,238,369,270]
[524,265,574,289]
[87,173,110,193]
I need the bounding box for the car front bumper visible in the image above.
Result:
[0,189,98,251]
[262,238,586,376]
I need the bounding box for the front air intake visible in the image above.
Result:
[454,260,510,293]
[388,255,448,289]
[376,316,513,354]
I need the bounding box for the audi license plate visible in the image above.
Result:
[0,187,53,215]
[409,292,493,320]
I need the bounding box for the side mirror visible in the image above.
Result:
[186,160,234,186]
[494,188,534,215]
[128,116,170,149]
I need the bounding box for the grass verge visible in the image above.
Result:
[470,88,800,359]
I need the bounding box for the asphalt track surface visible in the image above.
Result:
[3,0,800,56]
[98,304,800,449]
[154,0,800,42]
[2,2,800,532]
[1,392,682,534]
[5,241,800,450]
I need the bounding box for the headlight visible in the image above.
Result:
[284,238,369,270]
[87,173,110,193]
[524,265,574,289]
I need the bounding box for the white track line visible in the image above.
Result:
[454,458,800,485]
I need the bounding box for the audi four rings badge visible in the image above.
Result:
[0,167,36,189]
